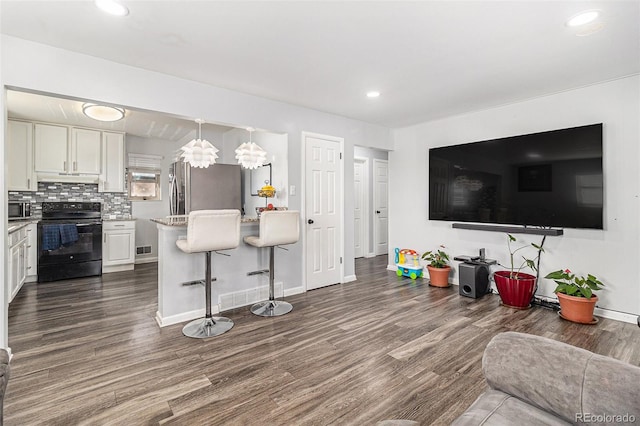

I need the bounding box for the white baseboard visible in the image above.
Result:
[594,307,638,324]
[387,264,396,271]
[365,252,376,258]
[103,263,135,274]
[135,256,158,265]
[284,286,305,297]
[155,307,215,327]
[343,275,357,283]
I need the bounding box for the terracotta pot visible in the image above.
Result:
[557,292,598,324]
[427,266,451,287]
[494,270,536,309]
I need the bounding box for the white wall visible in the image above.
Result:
[0,35,392,350]
[390,75,640,317]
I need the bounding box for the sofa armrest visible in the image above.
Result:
[482,332,640,423]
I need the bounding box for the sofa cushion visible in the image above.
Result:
[451,389,571,426]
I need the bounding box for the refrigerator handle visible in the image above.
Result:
[169,172,177,215]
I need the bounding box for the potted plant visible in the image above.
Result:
[422,245,451,287]
[494,234,545,309]
[545,269,604,324]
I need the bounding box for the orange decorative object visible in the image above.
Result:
[557,293,598,324]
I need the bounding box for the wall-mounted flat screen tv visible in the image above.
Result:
[429,123,603,229]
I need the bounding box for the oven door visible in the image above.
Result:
[37,220,103,266]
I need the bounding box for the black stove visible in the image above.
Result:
[37,202,103,282]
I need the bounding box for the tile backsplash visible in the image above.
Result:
[8,182,131,218]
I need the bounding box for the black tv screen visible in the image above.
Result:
[429,123,603,229]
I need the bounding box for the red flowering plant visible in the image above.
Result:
[544,268,604,299]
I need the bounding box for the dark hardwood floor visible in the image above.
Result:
[6,256,640,425]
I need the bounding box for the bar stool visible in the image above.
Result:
[244,210,300,317]
[176,209,240,338]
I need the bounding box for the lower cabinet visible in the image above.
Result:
[26,223,38,283]
[103,220,136,273]
[8,225,29,302]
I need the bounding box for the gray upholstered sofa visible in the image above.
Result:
[452,332,640,425]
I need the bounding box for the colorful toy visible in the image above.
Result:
[395,248,424,280]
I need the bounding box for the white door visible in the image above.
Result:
[373,159,389,256]
[354,158,367,259]
[304,133,343,290]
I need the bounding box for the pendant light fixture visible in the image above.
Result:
[179,119,219,168]
[235,127,268,169]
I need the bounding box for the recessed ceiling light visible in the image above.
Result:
[367,91,380,98]
[82,103,125,122]
[95,0,129,17]
[566,10,599,27]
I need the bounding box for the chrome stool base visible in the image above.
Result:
[250,300,293,317]
[182,316,234,338]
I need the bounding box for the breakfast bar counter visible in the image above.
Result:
[153,216,285,327]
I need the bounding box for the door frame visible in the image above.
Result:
[373,158,389,256]
[301,131,345,291]
[353,156,369,259]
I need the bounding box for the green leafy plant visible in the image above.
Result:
[544,269,604,299]
[421,245,450,268]
[503,233,545,279]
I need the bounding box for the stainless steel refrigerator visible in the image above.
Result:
[169,161,242,215]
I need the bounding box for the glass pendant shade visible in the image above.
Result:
[180,119,219,168]
[235,128,268,169]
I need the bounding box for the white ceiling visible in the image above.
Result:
[6,90,233,142]
[1,1,639,128]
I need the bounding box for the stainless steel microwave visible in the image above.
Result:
[8,202,31,220]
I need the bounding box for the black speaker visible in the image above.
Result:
[459,263,490,299]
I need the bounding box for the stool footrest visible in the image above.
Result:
[181,278,216,286]
[247,269,269,276]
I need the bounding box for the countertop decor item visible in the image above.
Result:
[179,119,219,168]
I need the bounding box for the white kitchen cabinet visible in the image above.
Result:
[7,120,36,191]
[34,123,69,173]
[25,223,38,283]
[99,132,125,192]
[35,124,102,176]
[103,220,136,273]
[71,128,102,174]
[8,226,29,302]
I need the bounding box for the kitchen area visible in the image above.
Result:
[5,89,290,315]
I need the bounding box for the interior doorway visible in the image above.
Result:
[354,157,369,259]
[373,159,389,256]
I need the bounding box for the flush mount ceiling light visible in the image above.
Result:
[82,103,125,122]
[235,127,268,170]
[95,0,129,16]
[366,91,381,98]
[180,119,219,168]
[566,10,599,27]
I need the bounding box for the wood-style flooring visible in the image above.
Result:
[6,256,640,425]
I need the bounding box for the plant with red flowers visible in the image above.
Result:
[545,269,604,299]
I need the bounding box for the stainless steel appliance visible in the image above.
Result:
[169,162,242,215]
[37,202,102,282]
[8,202,31,220]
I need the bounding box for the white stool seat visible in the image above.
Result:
[244,210,300,317]
[176,209,240,338]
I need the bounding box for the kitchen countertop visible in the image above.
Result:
[151,216,259,226]
[103,217,136,221]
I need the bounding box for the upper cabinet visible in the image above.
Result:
[99,132,125,193]
[8,121,125,192]
[7,120,36,191]
[34,123,69,173]
[71,128,102,174]
[35,124,102,175]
